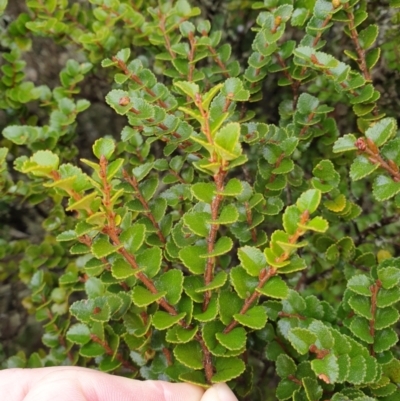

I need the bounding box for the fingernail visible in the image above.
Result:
[214,383,238,401]
[201,383,238,401]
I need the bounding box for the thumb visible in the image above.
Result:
[201,383,238,401]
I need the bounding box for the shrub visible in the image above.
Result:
[1,0,400,400]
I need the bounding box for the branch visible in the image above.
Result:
[224,267,277,334]
[344,3,371,81]
[123,170,166,244]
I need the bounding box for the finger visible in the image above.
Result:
[201,383,238,401]
[0,367,205,401]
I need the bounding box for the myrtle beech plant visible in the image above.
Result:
[1,0,400,400]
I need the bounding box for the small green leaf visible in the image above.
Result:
[191,182,216,203]
[308,320,334,349]
[85,277,105,298]
[257,276,289,299]
[57,230,77,241]
[296,189,321,214]
[365,118,397,148]
[298,216,328,232]
[349,295,372,319]
[136,247,162,278]
[378,267,400,289]
[297,93,319,115]
[179,245,207,274]
[347,275,373,296]
[276,379,300,400]
[374,327,398,353]
[193,294,218,322]
[111,258,135,280]
[349,316,374,344]
[311,354,339,384]
[221,77,250,102]
[132,162,153,182]
[375,306,399,330]
[183,212,211,237]
[152,311,186,330]
[195,271,227,293]
[155,270,184,305]
[201,236,233,257]
[91,235,121,258]
[359,24,379,49]
[276,354,297,378]
[287,328,316,355]
[115,48,131,63]
[131,286,166,307]
[264,248,290,268]
[365,47,381,70]
[214,123,242,161]
[211,205,239,224]
[174,341,203,369]
[230,266,259,299]
[311,160,340,193]
[79,342,105,358]
[291,8,309,26]
[373,175,400,201]
[211,357,246,383]
[120,224,146,254]
[333,134,357,153]
[174,81,199,100]
[282,205,301,235]
[233,306,267,330]
[179,371,208,387]
[238,246,267,277]
[66,323,91,345]
[93,138,115,160]
[216,327,247,351]
[303,377,323,401]
[219,178,243,196]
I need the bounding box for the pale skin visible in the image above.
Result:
[0,366,238,401]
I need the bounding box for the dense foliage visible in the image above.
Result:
[1,1,400,400]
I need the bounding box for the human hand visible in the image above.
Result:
[0,366,238,401]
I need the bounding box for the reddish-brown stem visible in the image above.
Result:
[201,31,230,78]
[168,169,186,184]
[197,333,214,384]
[288,375,302,386]
[275,210,309,263]
[369,280,381,341]
[158,12,176,60]
[355,138,400,182]
[162,347,173,366]
[244,202,258,243]
[112,57,168,109]
[309,344,330,359]
[224,267,277,334]
[99,155,117,232]
[123,170,166,244]
[203,168,226,310]
[195,93,214,150]
[278,312,306,320]
[90,334,137,372]
[275,54,294,85]
[299,112,316,137]
[50,170,93,215]
[224,209,310,332]
[107,228,176,316]
[310,54,358,96]
[344,3,371,81]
